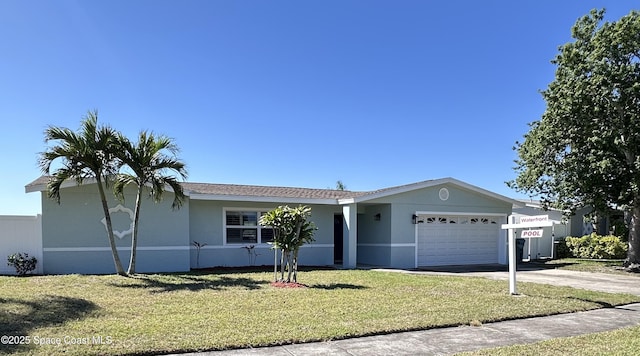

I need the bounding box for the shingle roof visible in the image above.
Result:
[26,176,517,206]
[26,176,366,200]
[182,182,366,200]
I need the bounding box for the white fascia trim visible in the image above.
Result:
[190,193,338,205]
[26,178,93,193]
[44,246,190,252]
[415,211,508,217]
[339,177,519,206]
[339,178,454,204]
[27,177,185,194]
[353,178,451,203]
[358,243,415,247]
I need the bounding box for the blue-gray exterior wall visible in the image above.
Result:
[356,184,512,269]
[41,184,190,274]
[38,181,513,273]
[189,200,339,269]
[356,204,392,266]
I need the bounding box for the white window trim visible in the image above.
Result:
[223,207,274,246]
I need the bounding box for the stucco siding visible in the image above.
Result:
[43,249,189,274]
[357,245,391,266]
[388,184,512,245]
[191,245,333,268]
[357,204,391,244]
[40,184,190,274]
[188,200,338,268]
[390,246,416,269]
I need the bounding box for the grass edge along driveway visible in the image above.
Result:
[1,269,639,355]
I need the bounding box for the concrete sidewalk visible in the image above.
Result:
[175,268,640,356]
[179,303,640,355]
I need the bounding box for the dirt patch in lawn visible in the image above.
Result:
[270,281,307,288]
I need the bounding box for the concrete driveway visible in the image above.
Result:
[401,263,640,296]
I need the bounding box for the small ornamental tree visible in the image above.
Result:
[259,205,316,283]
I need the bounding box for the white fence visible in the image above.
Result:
[0,215,43,275]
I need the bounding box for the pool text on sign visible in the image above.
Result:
[521,229,544,238]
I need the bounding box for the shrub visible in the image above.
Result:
[565,233,627,259]
[7,252,38,275]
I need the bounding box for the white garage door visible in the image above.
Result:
[417,215,500,266]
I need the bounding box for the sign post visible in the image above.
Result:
[501,215,553,295]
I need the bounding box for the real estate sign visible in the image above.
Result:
[519,215,549,225]
[501,214,553,295]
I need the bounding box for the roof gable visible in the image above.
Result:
[339,177,519,206]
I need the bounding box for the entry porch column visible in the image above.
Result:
[342,203,357,269]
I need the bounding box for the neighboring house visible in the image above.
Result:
[25,177,517,274]
[512,201,568,261]
[512,200,601,260]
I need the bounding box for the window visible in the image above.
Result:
[224,210,274,244]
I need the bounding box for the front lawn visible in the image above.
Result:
[540,258,639,276]
[461,325,640,355]
[1,269,639,355]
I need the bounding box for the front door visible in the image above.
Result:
[334,214,343,264]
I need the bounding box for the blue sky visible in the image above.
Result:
[0,1,636,215]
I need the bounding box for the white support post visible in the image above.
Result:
[342,204,358,269]
[507,215,518,295]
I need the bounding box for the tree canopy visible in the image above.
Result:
[259,205,316,283]
[39,111,188,275]
[39,111,126,275]
[114,131,188,274]
[509,9,640,266]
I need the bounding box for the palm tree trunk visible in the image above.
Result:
[127,185,143,274]
[96,178,126,275]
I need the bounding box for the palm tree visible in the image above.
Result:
[38,111,126,275]
[113,131,187,274]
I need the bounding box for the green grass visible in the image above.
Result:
[460,325,640,355]
[541,258,639,275]
[1,269,639,355]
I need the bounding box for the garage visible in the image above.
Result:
[417,214,501,266]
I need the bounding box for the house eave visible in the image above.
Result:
[189,193,339,205]
[345,177,520,206]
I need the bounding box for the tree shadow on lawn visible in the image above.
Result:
[0,295,97,354]
[309,283,368,290]
[108,273,270,293]
[192,265,337,274]
[567,296,615,309]
[416,261,582,273]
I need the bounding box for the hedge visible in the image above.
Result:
[564,233,627,259]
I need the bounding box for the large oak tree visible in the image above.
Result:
[510,9,640,268]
